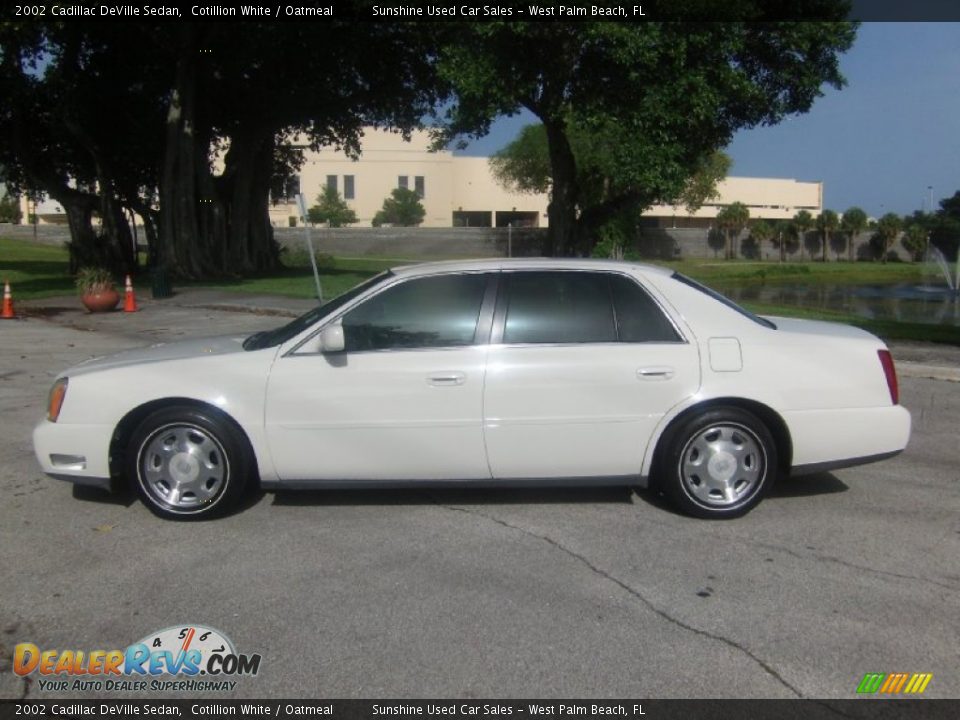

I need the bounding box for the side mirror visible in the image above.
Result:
[318,324,345,353]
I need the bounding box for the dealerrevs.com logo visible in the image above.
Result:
[13,624,261,693]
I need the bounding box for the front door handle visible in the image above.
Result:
[427,372,466,387]
[637,366,674,380]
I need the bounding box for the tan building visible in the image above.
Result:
[17,127,822,229]
[276,127,822,229]
[274,128,548,229]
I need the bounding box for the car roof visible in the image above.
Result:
[388,257,675,279]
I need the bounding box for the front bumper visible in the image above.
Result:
[33,419,114,491]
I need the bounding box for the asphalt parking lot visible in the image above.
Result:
[0,296,958,700]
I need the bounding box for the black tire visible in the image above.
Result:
[659,406,777,519]
[127,405,252,520]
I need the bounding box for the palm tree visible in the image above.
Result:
[902,223,927,262]
[876,213,902,263]
[841,207,867,262]
[816,209,839,262]
[750,220,773,261]
[716,202,750,260]
[793,210,813,261]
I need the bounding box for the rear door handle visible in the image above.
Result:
[427,372,466,387]
[637,366,674,380]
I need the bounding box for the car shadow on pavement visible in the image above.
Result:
[769,472,849,499]
[271,485,635,508]
[71,484,137,508]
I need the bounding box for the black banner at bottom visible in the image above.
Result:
[2,700,959,720]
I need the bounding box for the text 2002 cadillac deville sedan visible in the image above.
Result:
[34,259,910,520]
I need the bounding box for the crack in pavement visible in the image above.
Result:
[754,541,959,591]
[428,498,803,699]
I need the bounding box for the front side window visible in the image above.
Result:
[326,175,337,193]
[398,175,409,190]
[343,175,355,199]
[414,175,425,198]
[342,274,488,352]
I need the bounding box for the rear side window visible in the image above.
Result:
[503,272,616,344]
[501,271,681,345]
[609,275,682,343]
[342,273,488,351]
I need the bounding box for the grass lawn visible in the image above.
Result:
[2,235,956,345]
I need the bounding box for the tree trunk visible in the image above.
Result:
[220,129,280,275]
[60,193,99,274]
[159,27,206,279]
[543,120,578,256]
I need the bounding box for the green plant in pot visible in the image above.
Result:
[76,266,120,312]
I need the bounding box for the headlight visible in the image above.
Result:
[47,378,68,422]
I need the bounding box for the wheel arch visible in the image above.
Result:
[109,397,259,485]
[647,397,793,489]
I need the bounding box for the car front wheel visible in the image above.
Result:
[660,407,777,519]
[127,406,250,520]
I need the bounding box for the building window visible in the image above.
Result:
[343,175,355,200]
[326,175,338,193]
[414,175,425,199]
[398,176,408,190]
[271,175,300,204]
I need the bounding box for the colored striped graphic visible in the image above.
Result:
[857,672,933,694]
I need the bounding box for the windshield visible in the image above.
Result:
[243,271,392,351]
[671,272,777,330]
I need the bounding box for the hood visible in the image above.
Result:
[64,335,250,378]
[763,316,879,343]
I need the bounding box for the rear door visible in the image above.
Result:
[482,270,700,479]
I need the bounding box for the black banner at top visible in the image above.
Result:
[5,0,960,23]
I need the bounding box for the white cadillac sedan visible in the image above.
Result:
[34,259,911,520]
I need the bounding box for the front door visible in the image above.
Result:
[265,272,495,482]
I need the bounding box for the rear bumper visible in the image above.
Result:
[33,419,114,491]
[784,404,911,473]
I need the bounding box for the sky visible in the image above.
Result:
[453,23,960,218]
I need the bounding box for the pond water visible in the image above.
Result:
[714,283,960,327]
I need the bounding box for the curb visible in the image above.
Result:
[896,362,960,383]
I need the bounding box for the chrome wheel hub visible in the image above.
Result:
[680,423,765,508]
[139,424,227,510]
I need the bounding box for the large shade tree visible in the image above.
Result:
[1,18,445,278]
[490,123,731,251]
[436,15,857,255]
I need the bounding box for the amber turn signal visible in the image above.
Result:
[48,378,68,422]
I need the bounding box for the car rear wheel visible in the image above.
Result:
[660,407,777,519]
[127,406,250,520]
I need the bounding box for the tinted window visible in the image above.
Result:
[503,272,616,344]
[609,275,682,342]
[244,272,392,351]
[342,274,488,352]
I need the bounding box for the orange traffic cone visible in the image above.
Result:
[123,275,138,313]
[1,281,14,319]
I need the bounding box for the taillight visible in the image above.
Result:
[48,378,68,422]
[877,350,899,405]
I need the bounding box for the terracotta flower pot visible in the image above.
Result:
[81,289,120,313]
